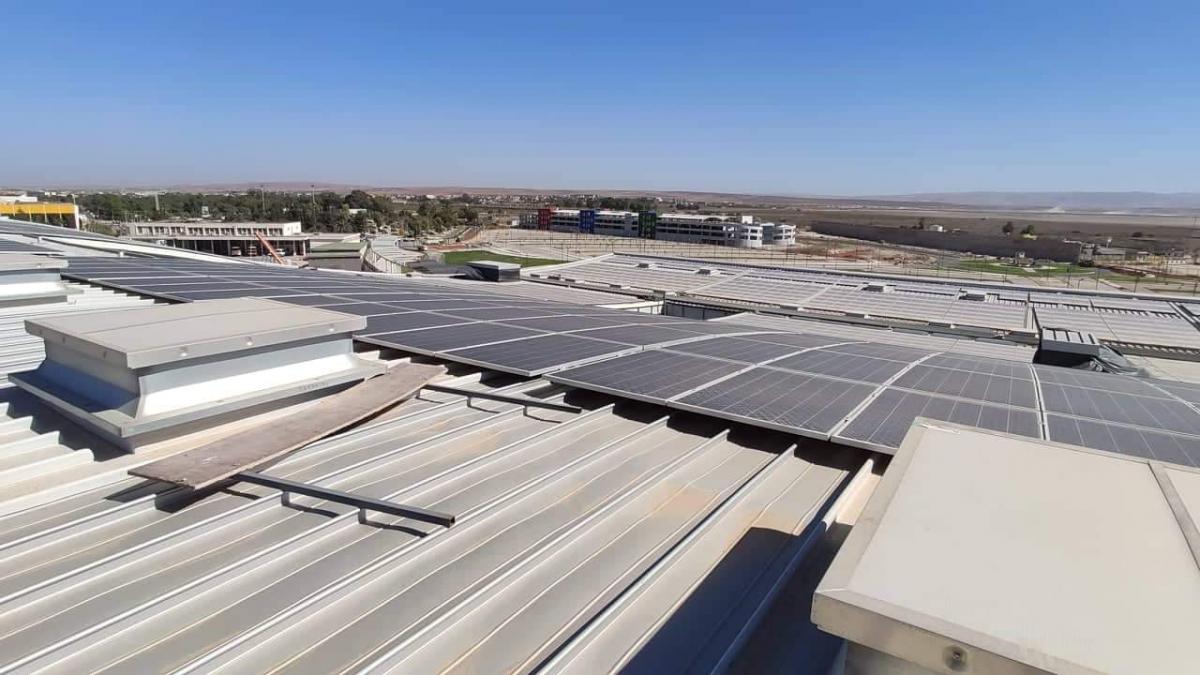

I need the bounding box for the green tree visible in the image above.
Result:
[1002,221,1014,235]
[1020,224,1036,236]
[344,190,374,210]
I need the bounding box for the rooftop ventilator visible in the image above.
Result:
[12,298,385,449]
[0,254,76,307]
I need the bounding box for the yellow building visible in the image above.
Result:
[0,202,80,228]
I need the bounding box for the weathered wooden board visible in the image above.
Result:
[130,363,445,488]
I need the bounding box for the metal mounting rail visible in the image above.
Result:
[421,383,582,414]
[238,472,456,527]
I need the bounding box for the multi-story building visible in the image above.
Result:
[734,222,764,248]
[548,209,582,233]
[655,213,741,246]
[524,208,794,247]
[594,210,638,237]
[125,221,310,257]
[762,222,796,246]
[517,212,540,229]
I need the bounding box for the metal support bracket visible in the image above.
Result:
[421,383,582,414]
[240,471,455,527]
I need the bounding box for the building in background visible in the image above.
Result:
[762,222,796,246]
[0,196,81,229]
[594,210,639,236]
[655,213,742,246]
[638,210,658,238]
[124,221,310,257]
[517,208,794,247]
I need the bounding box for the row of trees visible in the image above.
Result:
[543,196,659,212]
[59,191,478,235]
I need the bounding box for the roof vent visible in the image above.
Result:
[464,260,520,282]
[959,290,996,302]
[862,282,895,293]
[697,268,720,276]
[11,298,384,449]
[1039,328,1102,356]
[636,262,656,269]
[0,254,74,307]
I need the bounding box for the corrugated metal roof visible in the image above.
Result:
[0,377,863,673]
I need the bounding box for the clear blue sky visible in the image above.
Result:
[3,1,1197,194]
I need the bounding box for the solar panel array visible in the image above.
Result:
[723,311,1035,361]
[530,254,1200,351]
[61,257,771,376]
[55,254,1200,468]
[0,237,57,254]
[551,339,1200,466]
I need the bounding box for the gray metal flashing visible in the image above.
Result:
[1148,462,1200,570]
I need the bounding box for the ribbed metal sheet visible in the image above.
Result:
[0,374,857,674]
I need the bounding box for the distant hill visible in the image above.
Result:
[868,192,1200,212]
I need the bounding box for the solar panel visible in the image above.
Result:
[893,365,1039,408]
[1034,367,1172,397]
[334,292,443,302]
[1039,384,1200,436]
[769,350,909,384]
[923,354,1033,379]
[571,325,707,346]
[496,315,637,332]
[167,288,307,300]
[449,334,636,375]
[736,332,849,350]
[674,369,876,437]
[835,389,1041,451]
[679,321,778,335]
[664,336,801,363]
[0,238,56,253]
[550,351,745,403]
[370,323,547,353]
[440,307,565,321]
[361,313,472,334]
[307,302,406,317]
[134,282,258,292]
[380,299,504,311]
[822,342,934,362]
[277,295,342,307]
[1045,414,1198,467]
[1149,379,1200,405]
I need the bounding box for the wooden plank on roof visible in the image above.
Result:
[129,363,445,489]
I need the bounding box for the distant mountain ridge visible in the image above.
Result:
[868,191,1200,211]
